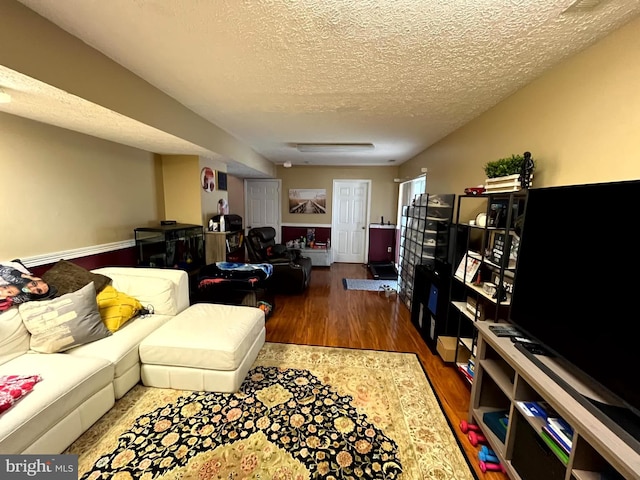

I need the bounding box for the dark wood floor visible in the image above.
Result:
[266,263,507,480]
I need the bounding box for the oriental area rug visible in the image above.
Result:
[66,343,474,480]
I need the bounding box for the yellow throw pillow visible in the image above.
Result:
[96,285,143,333]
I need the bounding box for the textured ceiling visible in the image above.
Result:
[5,0,640,177]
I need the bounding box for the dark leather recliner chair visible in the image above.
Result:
[246,227,312,294]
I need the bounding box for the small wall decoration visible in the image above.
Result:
[217,198,229,215]
[289,189,326,214]
[217,171,228,191]
[201,167,215,192]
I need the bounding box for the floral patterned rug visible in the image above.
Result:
[66,343,474,480]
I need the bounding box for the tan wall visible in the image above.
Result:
[0,112,159,260]
[227,175,245,218]
[199,157,229,225]
[400,15,640,216]
[3,9,639,262]
[277,166,400,225]
[0,0,275,178]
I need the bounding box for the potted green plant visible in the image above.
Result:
[483,153,535,192]
[484,154,526,179]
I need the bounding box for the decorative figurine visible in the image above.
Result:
[519,151,534,189]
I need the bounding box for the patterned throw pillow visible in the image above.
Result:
[0,260,56,312]
[96,285,144,332]
[19,282,111,353]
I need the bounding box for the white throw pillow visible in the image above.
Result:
[108,275,176,315]
[19,282,111,353]
[0,308,31,364]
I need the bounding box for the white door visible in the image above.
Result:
[244,179,282,242]
[332,180,370,263]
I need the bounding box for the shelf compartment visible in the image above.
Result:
[571,436,624,480]
[511,409,568,479]
[453,276,512,306]
[480,358,515,398]
[475,370,511,413]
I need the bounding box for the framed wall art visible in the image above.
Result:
[217,171,228,191]
[288,189,326,214]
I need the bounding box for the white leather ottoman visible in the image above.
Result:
[139,303,265,393]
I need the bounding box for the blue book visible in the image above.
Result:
[517,400,551,419]
[542,425,571,454]
[547,417,573,449]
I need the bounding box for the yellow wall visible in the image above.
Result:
[160,155,201,225]
[158,154,230,226]
[277,166,400,225]
[400,14,640,213]
[0,113,159,260]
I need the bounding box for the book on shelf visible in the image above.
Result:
[539,429,569,465]
[483,410,509,443]
[542,425,571,455]
[547,417,574,449]
[516,400,552,419]
[456,362,473,383]
[454,253,481,283]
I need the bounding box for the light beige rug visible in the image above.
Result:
[66,342,474,479]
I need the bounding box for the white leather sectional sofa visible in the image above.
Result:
[0,266,190,454]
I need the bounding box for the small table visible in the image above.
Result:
[295,247,332,267]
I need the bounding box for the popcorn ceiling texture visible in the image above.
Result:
[7,0,640,170]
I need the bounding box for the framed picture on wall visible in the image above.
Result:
[201,167,215,192]
[288,189,327,214]
[217,172,228,191]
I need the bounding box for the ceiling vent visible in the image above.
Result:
[563,0,605,13]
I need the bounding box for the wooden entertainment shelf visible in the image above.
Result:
[470,321,640,480]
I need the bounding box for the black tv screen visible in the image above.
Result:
[509,180,640,444]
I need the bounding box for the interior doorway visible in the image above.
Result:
[331,179,371,263]
[244,179,282,242]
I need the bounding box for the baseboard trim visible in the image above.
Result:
[15,240,135,268]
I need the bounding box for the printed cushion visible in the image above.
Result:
[96,285,144,332]
[19,282,111,353]
[0,374,42,415]
[0,260,57,312]
[41,260,112,296]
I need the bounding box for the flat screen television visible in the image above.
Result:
[509,179,640,453]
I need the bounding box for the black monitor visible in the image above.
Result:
[509,179,640,452]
